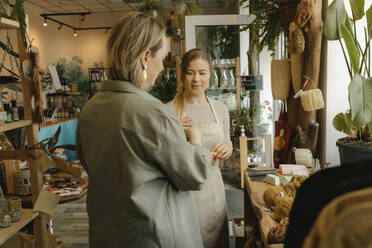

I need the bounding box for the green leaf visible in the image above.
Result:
[10,0,27,49]
[0,0,10,17]
[341,24,360,73]
[324,0,347,40]
[349,75,372,126]
[367,4,372,40]
[350,0,365,20]
[333,111,355,134]
[344,13,353,35]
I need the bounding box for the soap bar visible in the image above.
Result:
[265,174,280,186]
[282,176,293,185]
[280,164,307,175]
[300,88,324,111]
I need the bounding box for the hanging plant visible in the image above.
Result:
[139,0,165,19]
[174,1,203,36]
[217,0,300,55]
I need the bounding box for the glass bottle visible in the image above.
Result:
[219,59,228,88]
[228,67,235,87]
[11,100,19,122]
[211,69,219,88]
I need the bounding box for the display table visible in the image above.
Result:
[244,170,284,248]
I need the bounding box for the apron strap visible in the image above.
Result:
[206,97,220,125]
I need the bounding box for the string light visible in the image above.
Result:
[43,18,47,27]
[73,29,77,37]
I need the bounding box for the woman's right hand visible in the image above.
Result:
[184,125,201,145]
[181,116,193,129]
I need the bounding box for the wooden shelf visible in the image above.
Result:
[245,171,283,248]
[0,17,20,30]
[0,209,39,245]
[40,118,77,128]
[163,61,176,67]
[0,120,32,132]
[6,188,88,205]
[207,87,237,90]
[212,64,236,68]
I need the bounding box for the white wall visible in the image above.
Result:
[27,8,126,73]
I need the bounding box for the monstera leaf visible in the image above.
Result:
[333,110,358,135]
[324,0,347,40]
[350,0,365,21]
[349,75,372,127]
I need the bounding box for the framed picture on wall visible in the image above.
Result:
[48,65,63,91]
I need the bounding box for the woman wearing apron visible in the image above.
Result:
[168,48,233,248]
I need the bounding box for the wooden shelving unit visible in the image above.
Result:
[0,17,19,30]
[0,120,32,132]
[164,58,181,90]
[0,209,39,245]
[208,57,241,108]
[206,87,237,90]
[40,117,77,128]
[0,16,52,248]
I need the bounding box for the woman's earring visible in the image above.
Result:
[143,65,147,80]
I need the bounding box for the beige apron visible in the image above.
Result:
[190,98,228,248]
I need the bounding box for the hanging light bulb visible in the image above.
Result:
[73,29,77,37]
[43,18,47,27]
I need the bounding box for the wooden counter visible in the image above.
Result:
[244,170,284,248]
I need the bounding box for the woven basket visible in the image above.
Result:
[5,126,26,150]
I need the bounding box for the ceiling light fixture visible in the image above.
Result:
[40,12,111,36]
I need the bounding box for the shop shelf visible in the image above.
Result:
[0,209,39,245]
[0,120,32,132]
[207,87,237,90]
[0,17,19,30]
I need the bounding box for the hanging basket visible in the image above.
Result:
[4,126,26,150]
[271,58,291,100]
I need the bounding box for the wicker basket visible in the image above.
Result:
[5,126,26,150]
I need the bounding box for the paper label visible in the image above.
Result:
[36,152,55,172]
[33,190,61,215]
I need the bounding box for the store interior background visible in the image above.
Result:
[0,0,360,166]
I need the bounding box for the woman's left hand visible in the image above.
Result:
[210,142,232,160]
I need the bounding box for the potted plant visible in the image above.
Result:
[324,0,372,164]
[234,100,273,137]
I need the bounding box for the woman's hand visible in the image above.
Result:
[210,142,232,160]
[208,150,218,162]
[181,116,193,129]
[184,125,201,145]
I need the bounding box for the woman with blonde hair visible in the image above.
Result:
[168,48,232,248]
[77,12,213,248]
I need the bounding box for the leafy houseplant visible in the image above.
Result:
[217,0,300,55]
[234,101,272,137]
[56,56,90,94]
[324,0,372,163]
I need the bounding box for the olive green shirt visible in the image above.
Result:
[77,80,212,248]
